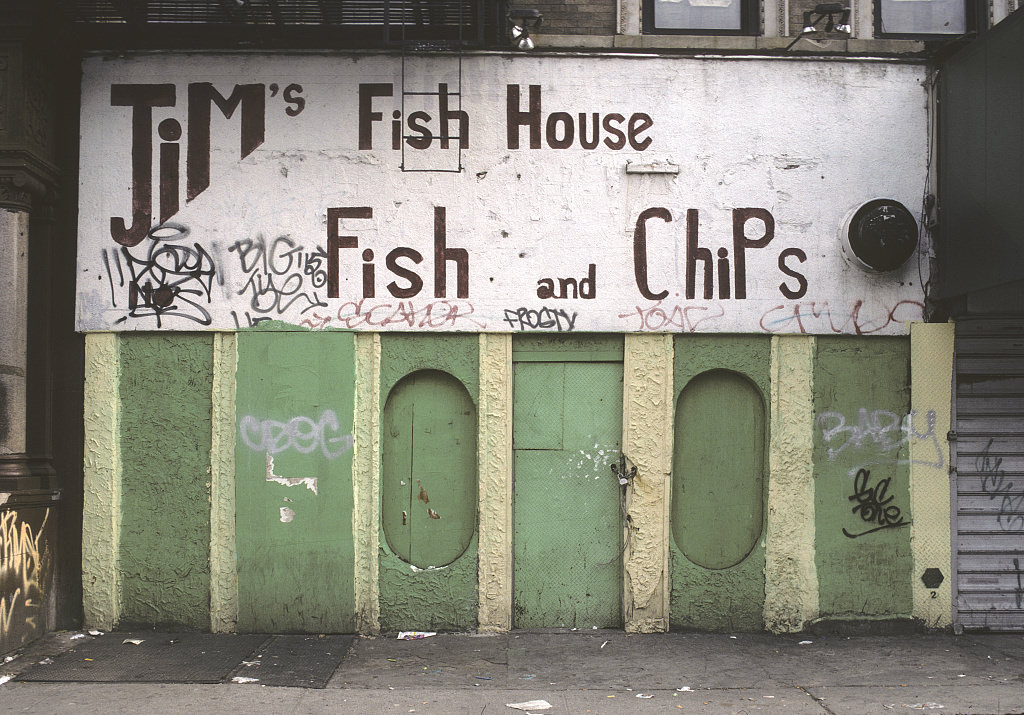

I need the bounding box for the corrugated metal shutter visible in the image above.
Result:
[953,317,1024,631]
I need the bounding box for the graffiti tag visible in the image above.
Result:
[240,410,353,460]
[842,468,910,538]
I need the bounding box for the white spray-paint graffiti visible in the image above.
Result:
[0,508,48,639]
[817,408,943,469]
[239,410,354,460]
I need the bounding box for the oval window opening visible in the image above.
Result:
[382,370,477,569]
[672,370,765,570]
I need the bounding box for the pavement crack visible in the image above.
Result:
[797,685,837,714]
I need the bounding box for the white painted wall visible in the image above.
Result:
[77,53,929,334]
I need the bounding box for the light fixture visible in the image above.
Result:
[789,3,851,48]
[508,9,542,51]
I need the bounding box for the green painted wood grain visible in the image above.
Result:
[235,330,356,633]
[118,334,212,628]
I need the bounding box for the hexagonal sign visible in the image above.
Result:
[921,568,944,589]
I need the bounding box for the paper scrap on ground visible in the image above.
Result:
[231,676,260,684]
[636,693,654,698]
[0,674,14,686]
[506,701,552,711]
[676,686,693,692]
[88,630,103,636]
[122,639,144,645]
[397,631,437,640]
[70,633,86,640]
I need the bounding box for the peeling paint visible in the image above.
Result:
[279,507,295,523]
[622,334,673,633]
[265,453,318,495]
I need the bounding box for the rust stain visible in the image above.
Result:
[418,480,429,504]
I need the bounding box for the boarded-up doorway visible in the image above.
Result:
[512,336,624,628]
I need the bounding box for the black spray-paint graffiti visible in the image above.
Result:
[1014,558,1023,609]
[229,234,329,316]
[103,223,218,327]
[977,438,1024,533]
[842,468,911,538]
[503,306,577,331]
[817,408,943,468]
[239,410,354,461]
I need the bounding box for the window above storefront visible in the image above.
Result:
[642,0,760,35]
[874,0,977,37]
[52,0,502,49]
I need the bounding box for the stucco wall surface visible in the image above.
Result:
[82,333,121,630]
[764,335,818,633]
[117,334,213,628]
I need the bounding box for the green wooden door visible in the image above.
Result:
[382,370,477,569]
[512,338,624,628]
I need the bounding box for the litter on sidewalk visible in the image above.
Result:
[506,700,552,711]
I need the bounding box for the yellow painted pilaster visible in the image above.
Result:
[910,322,954,628]
[622,333,673,633]
[764,335,819,633]
[477,333,513,631]
[81,333,121,630]
[209,333,238,633]
[353,332,381,634]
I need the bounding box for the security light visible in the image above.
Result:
[508,9,542,50]
[789,3,851,48]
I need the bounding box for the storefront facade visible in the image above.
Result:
[75,52,954,634]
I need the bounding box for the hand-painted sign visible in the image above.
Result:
[77,54,928,334]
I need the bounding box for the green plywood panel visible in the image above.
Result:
[813,337,912,619]
[673,371,765,570]
[513,359,624,629]
[382,370,477,569]
[378,334,479,632]
[670,335,770,631]
[118,334,212,629]
[235,330,356,633]
[512,363,564,450]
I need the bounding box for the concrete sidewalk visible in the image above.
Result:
[1,629,1022,714]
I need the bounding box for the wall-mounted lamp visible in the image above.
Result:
[787,3,851,49]
[508,9,542,51]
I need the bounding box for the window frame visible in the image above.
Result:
[641,0,761,36]
[872,0,982,39]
